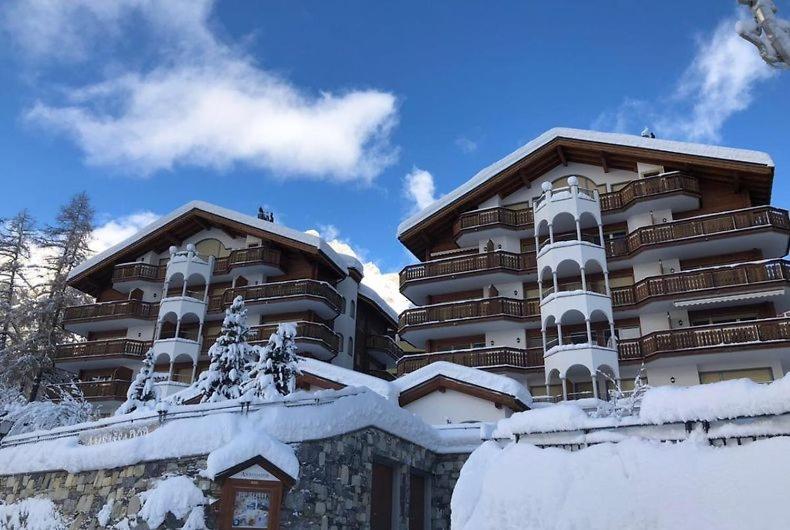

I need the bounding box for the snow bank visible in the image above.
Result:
[0,498,66,530]
[453,436,790,530]
[138,476,205,528]
[639,375,790,424]
[493,403,592,437]
[298,357,398,400]
[0,388,462,475]
[393,361,532,406]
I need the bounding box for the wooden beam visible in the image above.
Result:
[600,152,610,173]
[556,146,568,167]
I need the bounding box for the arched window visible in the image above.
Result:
[349,300,356,318]
[348,337,354,356]
[194,238,231,258]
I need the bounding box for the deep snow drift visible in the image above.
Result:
[452,435,790,530]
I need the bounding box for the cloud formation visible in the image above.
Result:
[4,0,398,181]
[91,211,160,254]
[403,167,438,213]
[594,16,776,143]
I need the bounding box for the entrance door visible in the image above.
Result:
[409,473,426,530]
[371,462,394,530]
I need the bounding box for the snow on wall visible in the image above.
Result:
[0,498,67,530]
[137,475,206,529]
[452,435,790,530]
[298,357,399,401]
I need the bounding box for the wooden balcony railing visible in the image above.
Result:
[223,280,344,314]
[252,321,341,353]
[365,335,404,361]
[453,172,700,236]
[599,172,700,211]
[606,207,790,259]
[63,300,158,323]
[112,262,165,283]
[396,347,544,375]
[54,339,150,361]
[618,317,790,361]
[214,246,282,274]
[610,260,790,307]
[48,380,131,401]
[400,251,536,288]
[399,297,540,330]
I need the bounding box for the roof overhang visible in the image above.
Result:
[397,128,775,258]
[397,374,529,412]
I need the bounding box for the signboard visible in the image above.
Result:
[232,490,271,529]
[78,421,159,446]
[230,464,280,482]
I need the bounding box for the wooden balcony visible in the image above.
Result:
[54,339,150,362]
[365,335,405,362]
[63,300,158,324]
[606,207,790,259]
[112,262,165,284]
[47,380,131,401]
[453,172,699,237]
[222,280,344,319]
[400,251,536,289]
[400,297,539,330]
[610,260,790,308]
[204,321,341,360]
[213,246,282,275]
[396,347,544,375]
[618,317,790,361]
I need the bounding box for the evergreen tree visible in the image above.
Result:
[195,296,254,402]
[115,348,158,415]
[25,193,94,400]
[244,322,300,399]
[0,210,35,352]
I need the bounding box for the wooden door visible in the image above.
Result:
[409,473,426,530]
[371,462,393,530]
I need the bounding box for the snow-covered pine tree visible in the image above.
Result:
[195,296,254,402]
[115,348,158,415]
[25,193,94,400]
[244,323,301,400]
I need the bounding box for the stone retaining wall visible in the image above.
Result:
[0,427,471,529]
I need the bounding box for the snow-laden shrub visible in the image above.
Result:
[5,384,95,436]
[0,498,67,530]
[138,475,206,528]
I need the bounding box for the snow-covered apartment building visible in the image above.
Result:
[54,202,403,413]
[396,128,790,401]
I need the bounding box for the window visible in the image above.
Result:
[195,238,231,258]
[530,384,563,397]
[348,337,354,356]
[349,300,356,318]
[699,368,773,384]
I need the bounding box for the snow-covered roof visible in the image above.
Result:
[69,200,363,281]
[298,357,399,401]
[357,283,399,323]
[392,361,533,406]
[398,127,774,236]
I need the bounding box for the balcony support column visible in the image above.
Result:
[174,318,182,339]
[203,281,210,303]
[603,270,611,296]
[560,377,568,402]
[534,233,541,254]
[597,223,605,248]
[575,218,582,242]
[591,374,599,399]
[585,318,593,344]
[552,271,559,297]
[154,319,163,341]
[580,267,587,292]
[541,328,547,353]
[557,323,563,347]
[609,321,617,349]
[191,362,198,384]
[537,279,543,300]
[168,359,175,382]
[548,224,555,245]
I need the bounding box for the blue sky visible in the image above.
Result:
[1,1,789,310]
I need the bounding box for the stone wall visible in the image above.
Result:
[0,427,471,529]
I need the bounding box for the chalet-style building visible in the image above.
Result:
[396,128,790,401]
[55,201,402,413]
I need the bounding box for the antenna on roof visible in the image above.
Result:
[257,207,275,223]
[641,127,656,139]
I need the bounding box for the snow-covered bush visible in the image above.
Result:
[194,296,255,403]
[0,497,67,530]
[243,322,300,400]
[138,475,206,529]
[5,383,95,436]
[595,364,649,418]
[115,348,157,416]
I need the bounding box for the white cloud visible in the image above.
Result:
[403,167,438,213]
[455,136,478,153]
[306,227,410,315]
[90,211,160,254]
[5,0,398,181]
[593,16,776,143]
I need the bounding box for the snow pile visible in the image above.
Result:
[138,476,205,529]
[639,375,790,424]
[0,498,66,530]
[96,500,113,527]
[393,361,532,406]
[493,403,591,437]
[203,426,298,480]
[298,356,398,400]
[453,436,790,530]
[0,388,460,475]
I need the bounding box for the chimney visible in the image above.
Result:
[257,207,275,223]
[641,127,656,139]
